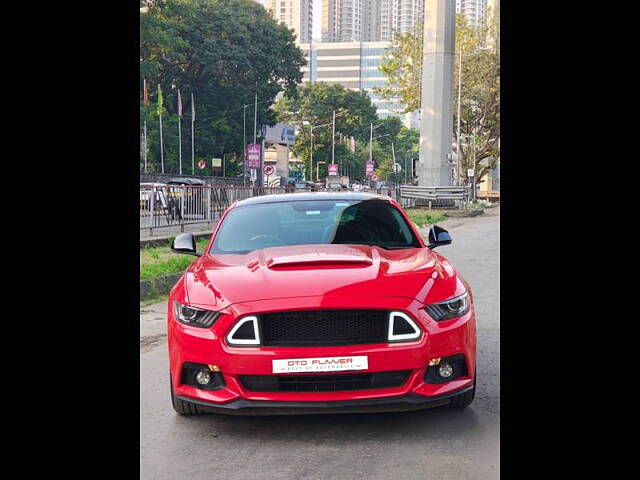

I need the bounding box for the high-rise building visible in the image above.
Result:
[380,0,424,41]
[322,0,424,43]
[266,0,313,44]
[300,41,416,126]
[455,0,487,26]
[322,0,364,42]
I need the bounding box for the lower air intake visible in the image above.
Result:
[239,370,412,392]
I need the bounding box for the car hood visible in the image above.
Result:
[184,244,460,309]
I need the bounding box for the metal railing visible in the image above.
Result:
[140,185,286,235]
[140,184,415,236]
[399,185,471,210]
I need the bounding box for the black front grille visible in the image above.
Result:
[239,370,412,392]
[260,309,389,347]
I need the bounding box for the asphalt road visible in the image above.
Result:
[140,207,500,480]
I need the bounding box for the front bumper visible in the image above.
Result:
[168,295,477,409]
[176,385,474,415]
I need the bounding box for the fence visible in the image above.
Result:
[140,184,412,236]
[140,185,286,236]
[399,185,471,210]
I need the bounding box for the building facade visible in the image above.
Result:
[455,0,487,26]
[266,0,313,43]
[322,0,424,42]
[300,41,415,125]
[379,0,424,41]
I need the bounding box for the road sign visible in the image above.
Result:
[247,144,261,168]
[371,174,379,182]
[263,165,274,176]
[250,168,257,181]
[198,160,206,170]
[212,158,222,168]
[393,163,402,173]
[366,161,375,176]
[328,164,339,175]
[467,168,475,177]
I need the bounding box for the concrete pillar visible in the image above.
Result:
[417,0,455,186]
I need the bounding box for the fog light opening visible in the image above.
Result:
[195,370,211,385]
[438,362,454,378]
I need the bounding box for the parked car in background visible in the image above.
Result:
[140,183,168,210]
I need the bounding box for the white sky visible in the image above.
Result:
[256,0,322,41]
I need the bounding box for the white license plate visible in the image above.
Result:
[272,355,368,374]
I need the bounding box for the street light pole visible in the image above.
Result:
[332,110,335,172]
[456,47,463,186]
[310,125,314,183]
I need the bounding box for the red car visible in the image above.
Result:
[168,192,476,415]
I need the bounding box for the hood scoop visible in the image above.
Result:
[266,251,373,270]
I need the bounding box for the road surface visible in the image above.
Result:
[140,207,500,479]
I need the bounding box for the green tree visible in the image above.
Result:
[140,0,306,174]
[274,82,378,181]
[375,13,500,184]
[375,24,423,113]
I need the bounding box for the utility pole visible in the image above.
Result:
[332,110,336,172]
[456,47,462,186]
[253,91,258,144]
[243,104,248,186]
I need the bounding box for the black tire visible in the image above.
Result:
[170,377,205,416]
[449,373,477,409]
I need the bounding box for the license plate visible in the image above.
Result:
[272,355,368,374]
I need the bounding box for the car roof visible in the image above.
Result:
[235,192,391,207]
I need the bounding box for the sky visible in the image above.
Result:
[256,0,323,41]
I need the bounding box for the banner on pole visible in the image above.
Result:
[366,161,375,176]
[247,144,261,168]
[177,89,182,117]
[328,164,339,176]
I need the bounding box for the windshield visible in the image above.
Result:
[210,199,421,254]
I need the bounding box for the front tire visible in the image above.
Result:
[170,377,205,416]
[449,372,477,409]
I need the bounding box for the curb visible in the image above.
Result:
[444,209,484,218]
[140,273,183,301]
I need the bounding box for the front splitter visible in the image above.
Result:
[176,385,474,416]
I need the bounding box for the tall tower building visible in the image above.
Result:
[267,0,313,44]
[322,0,364,42]
[380,0,424,41]
[455,0,487,26]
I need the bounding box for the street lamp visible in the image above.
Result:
[369,122,384,165]
[303,121,332,185]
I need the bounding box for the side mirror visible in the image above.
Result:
[171,233,202,257]
[427,225,452,249]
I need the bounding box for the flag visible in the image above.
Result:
[157,84,163,116]
[191,92,195,123]
[177,89,182,117]
[143,79,149,106]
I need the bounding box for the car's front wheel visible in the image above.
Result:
[449,373,476,409]
[170,377,205,416]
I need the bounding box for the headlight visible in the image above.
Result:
[173,301,219,328]
[424,292,470,322]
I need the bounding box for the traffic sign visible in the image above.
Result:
[328,164,339,175]
[198,160,206,170]
[467,168,475,177]
[212,158,222,168]
[263,165,274,176]
[371,174,379,182]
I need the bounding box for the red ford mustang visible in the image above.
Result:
[167,192,476,415]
